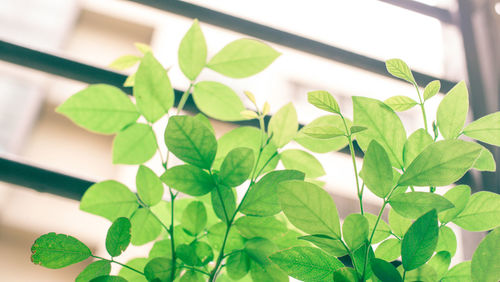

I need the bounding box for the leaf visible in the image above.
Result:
[118,257,148,282]
[333,267,359,282]
[80,180,138,221]
[352,242,375,279]
[181,201,207,236]
[388,208,412,238]
[109,55,140,70]
[144,257,173,282]
[350,126,367,134]
[176,244,199,266]
[136,165,164,207]
[165,115,217,169]
[76,260,111,282]
[473,145,496,171]
[371,258,403,282]
[398,140,482,186]
[279,149,325,178]
[192,241,214,265]
[268,103,298,148]
[161,164,215,196]
[192,81,246,121]
[295,115,350,153]
[472,227,500,282]
[112,123,157,164]
[298,235,348,257]
[149,239,172,259]
[207,38,280,78]
[452,191,500,231]
[423,80,441,101]
[442,261,471,282]
[436,81,469,139]
[245,237,278,266]
[375,238,401,262]
[384,95,418,112]
[211,185,236,223]
[123,73,135,87]
[385,58,416,84]
[307,90,340,114]
[353,96,406,168]
[207,222,244,252]
[180,270,203,282]
[178,19,206,80]
[241,110,259,119]
[278,180,341,238]
[389,192,454,219]
[465,111,500,146]
[135,42,152,54]
[301,125,345,139]
[31,233,91,269]
[428,251,451,280]
[342,214,369,251]
[130,208,162,246]
[105,217,131,257]
[219,147,255,187]
[360,141,393,198]
[438,185,471,224]
[397,264,437,282]
[401,209,439,271]
[90,276,127,282]
[436,226,457,257]
[56,84,139,134]
[403,128,433,168]
[235,216,287,240]
[270,246,344,281]
[249,261,288,282]
[241,170,304,216]
[227,251,251,280]
[365,213,391,243]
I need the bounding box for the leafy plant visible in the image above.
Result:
[30,19,500,282]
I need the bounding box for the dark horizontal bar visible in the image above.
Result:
[128,0,457,92]
[378,0,454,24]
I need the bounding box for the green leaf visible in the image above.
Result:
[452,191,500,231]
[389,192,454,219]
[278,180,341,238]
[438,185,471,224]
[428,251,451,280]
[472,227,500,282]
[401,209,439,271]
[442,261,471,282]
[249,261,288,282]
[371,258,403,282]
[375,238,401,262]
[76,260,111,282]
[112,123,157,164]
[398,140,482,186]
[436,81,469,139]
[178,19,206,80]
[180,270,203,282]
[144,257,173,282]
[235,216,287,240]
[295,115,350,153]
[193,113,215,135]
[181,201,207,236]
[220,147,255,187]
[109,55,140,70]
[365,213,391,243]
[350,126,367,134]
[333,267,359,282]
[273,230,310,249]
[270,246,344,281]
[353,96,406,168]
[90,276,127,282]
[403,128,433,168]
[268,103,298,148]
[80,180,138,221]
[464,111,500,146]
[118,258,148,282]
[397,264,437,282]
[227,251,251,280]
[165,115,217,169]
[279,149,325,178]
[423,80,441,101]
[134,52,174,122]
[245,237,278,266]
[135,42,152,54]
[56,84,139,134]
[136,165,163,207]
[384,95,418,112]
[342,214,369,251]
[360,141,393,198]
[388,208,412,238]
[130,208,162,246]
[473,145,496,171]
[207,222,244,252]
[298,235,348,257]
[211,185,236,223]
[161,164,215,196]
[352,242,375,279]
[192,81,246,121]
[301,125,345,139]
[192,241,214,266]
[31,233,91,269]
[385,58,416,84]
[436,226,457,257]
[176,244,199,266]
[307,90,340,114]
[149,239,171,259]
[207,38,280,78]
[106,217,131,257]
[123,73,135,87]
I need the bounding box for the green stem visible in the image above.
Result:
[176,83,194,115]
[339,239,359,272]
[181,264,210,276]
[403,269,407,281]
[92,255,144,275]
[413,82,428,133]
[168,188,177,282]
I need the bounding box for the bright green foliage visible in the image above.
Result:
[269,246,344,281]
[207,222,244,252]
[130,208,162,246]
[439,185,471,224]
[375,238,401,262]
[178,19,206,80]
[298,235,348,257]
[403,128,433,168]
[134,53,174,123]
[80,180,138,221]
[307,90,340,114]
[279,149,325,178]
[161,164,215,196]
[442,261,471,282]
[423,80,441,101]
[389,192,454,219]
[463,111,500,146]
[106,217,131,257]
[180,270,203,282]
[249,261,288,282]
[192,81,246,121]
[219,147,255,187]
[181,201,207,236]
[333,267,359,282]
[90,276,127,282]
[388,208,411,238]
[112,123,157,164]
[471,228,500,282]
[428,251,451,279]
[385,58,416,84]
[436,81,469,139]
[295,115,350,153]
[371,258,403,282]
[436,226,457,257]
[268,103,298,148]
[76,260,112,282]
[149,239,172,259]
[384,95,418,112]
[235,216,287,240]
[211,185,236,223]
[109,54,140,70]
[352,243,375,278]
[207,38,280,78]
[473,145,496,171]
[398,264,437,281]
[301,124,345,139]
[144,257,173,281]
[360,141,393,198]
[453,191,500,231]
[227,251,251,280]
[31,233,91,269]
[165,115,217,169]
[401,210,439,271]
[56,84,139,134]
[365,213,391,243]
[278,180,341,238]
[136,165,163,207]
[244,237,278,266]
[342,214,369,251]
[118,258,148,282]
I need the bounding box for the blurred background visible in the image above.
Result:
[0,0,499,280]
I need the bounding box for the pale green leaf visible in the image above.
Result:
[436,81,469,139]
[130,208,162,246]
[397,264,437,282]
[235,216,287,240]
[227,251,251,280]
[307,90,340,114]
[389,208,412,238]
[473,145,496,171]
[123,73,135,87]
[389,192,454,219]
[371,258,403,282]
[428,251,451,280]
[471,227,500,282]
[384,95,418,112]
[463,111,500,146]
[105,217,131,257]
[279,149,325,178]
[180,270,203,282]
[220,147,255,187]
[192,81,246,121]
[134,42,152,54]
[385,58,415,84]
[436,226,457,257]
[365,213,392,243]
[161,164,215,196]
[112,123,156,164]
[342,214,369,251]
[181,201,207,236]
[295,115,349,153]
[118,258,148,282]
[211,185,236,223]
[178,19,207,80]
[207,222,244,252]
[442,261,471,282]
[453,191,500,231]
[439,185,471,224]
[109,55,140,70]
[149,239,171,259]
[31,233,91,269]
[352,242,375,278]
[423,80,441,101]
[301,125,345,139]
[403,128,433,168]
[268,103,298,148]
[298,235,348,257]
[360,140,393,198]
[249,261,288,282]
[136,165,163,207]
[76,260,111,282]
[375,238,401,262]
[245,237,278,266]
[333,267,359,282]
